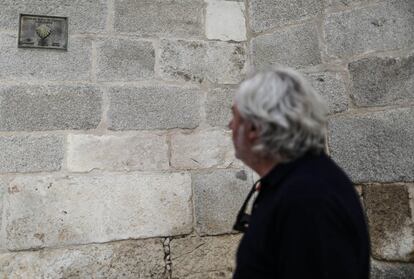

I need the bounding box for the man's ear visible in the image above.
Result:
[247,122,260,142]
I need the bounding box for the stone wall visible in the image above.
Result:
[0,0,412,278]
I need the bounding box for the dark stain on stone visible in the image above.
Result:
[371,18,386,27]
[8,185,20,194]
[34,232,45,242]
[189,42,203,49]
[236,170,247,181]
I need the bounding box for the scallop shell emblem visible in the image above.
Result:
[36,24,52,39]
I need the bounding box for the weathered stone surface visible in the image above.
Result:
[96,39,155,81]
[160,40,247,84]
[192,169,251,235]
[0,0,107,33]
[171,234,241,279]
[206,87,235,127]
[363,184,414,261]
[114,0,204,38]
[324,0,414,58]
[371,260,414,279]
[306,72,348,114]
[251,23,321,69]
[349,54,414,107]
[206,0,246,42]
[0,239,166,278]
[0,85,102,131]
[67,133,169,172]
[249,0,323,32]
[3,172,192,250]
[171,129,241,170]
[0,179,6,251]
[0,35,91,81]
[108,85,201,130]
[0,135,64,173]
[328,108,414,183]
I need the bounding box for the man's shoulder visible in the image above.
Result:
[278,153,354,199]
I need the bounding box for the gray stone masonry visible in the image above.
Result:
[170,234,241,279]
[324,0,414,58]
[2,172,192,250]
[0,0,107,33]
[114,0,204,38]
[0,35,91,81]
[349,53,414,107]
[0,0,412,276]
[96,39,155,82]
[363,184,414,262]
[206,87,235,127]
[192,169,251,235]
[249,0,323,32]
[251,23,321,69]
[306,72,349,114]
[371,260,414,279]
[328,108,414,183]
[160,40,247,84]
[0,135,63,173]
[0,85,102,131]
[0,238,166,278]
[108,85,201,130]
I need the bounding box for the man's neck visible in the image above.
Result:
[250,158,279,178]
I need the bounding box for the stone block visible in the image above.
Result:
[160,40,247,84]
[108,85,201,130]
[96,39,155,82]
[0,0,107,33]
[170,129,241,170]
[0,135,64,173]
[206,0,246,42]
[306,72,348,114]
[363,184,414,261]
[192,169,252,235]
[349,54,414,107]
[206,87,235,127]
[324,0,414,58]
[170,234,241,279]
[0,239,165,278]
[0,35,92,81]
[328,108,414,183]
[249,0,323,32]
[371,260,414,279]
[114,0,204,38]
[251,23,321,69]
[0,85,102,131]
[3,172,192,250]
[67,133,169,172]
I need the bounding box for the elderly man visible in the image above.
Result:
[230,67,370,279]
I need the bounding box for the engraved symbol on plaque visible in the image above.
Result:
[18,14,68,50]
[36,25,52,39]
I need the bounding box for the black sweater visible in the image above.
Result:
[233,152,370,279]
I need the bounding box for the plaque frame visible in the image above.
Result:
[18,14,68,50]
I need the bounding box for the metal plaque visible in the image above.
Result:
[18,14,68,50]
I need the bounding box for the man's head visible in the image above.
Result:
[229,67,328,166]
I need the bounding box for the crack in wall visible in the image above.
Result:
[163,237,172,279]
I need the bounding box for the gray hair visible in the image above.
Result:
[235,67,328,163]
